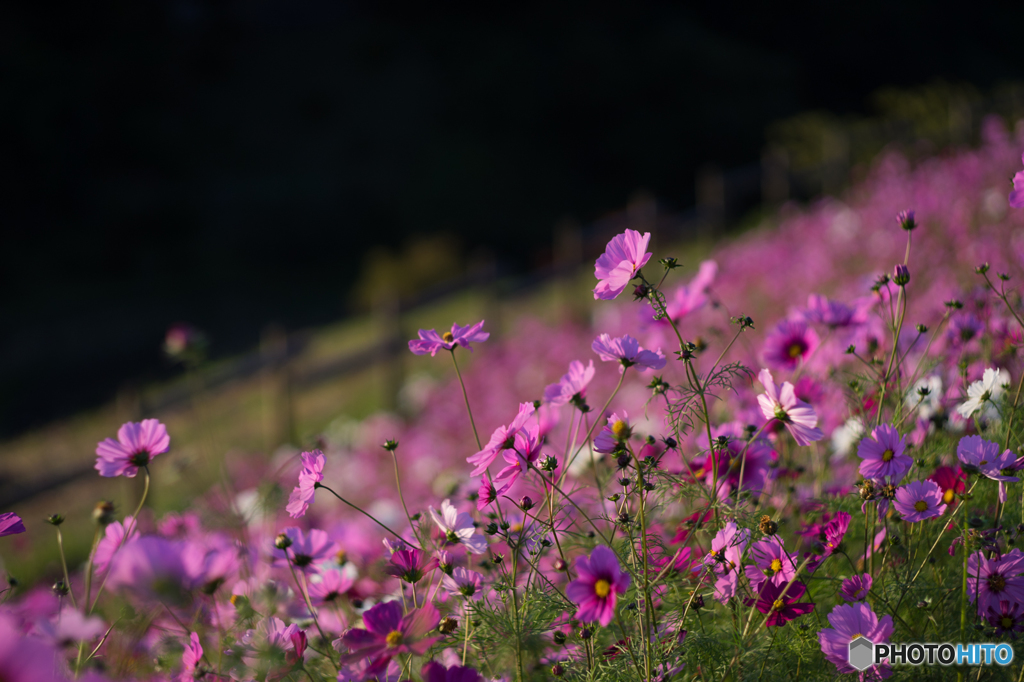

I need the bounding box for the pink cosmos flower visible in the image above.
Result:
[491,421,542,495]
[477,472,498,511]
[594,412,632,455]
[429,499,487,554]
[664,260,717,321]
[341,601,441,677]
[988,600,1024,637]
[803,294,871,329]
[36,609,107,648]
[705,521,750,603]
[180,632,203,682]
[893,480,946,522]
[857,424,912,483]
[309,569,354,605]
[694,422,776,499]
[0,612,66,682]
[383,548,438,584]
[840,574,872,602]
[967,550,1024,613]
[106,536,189,600]
[593,229,652,300]
[467,402,535,476]
[409,321,489,356]
[442,567,485,601]
[957,436,1019,485]
[1010,152,1024,208]
[819,602,894,676]
[273,527,340,573]
[821,511,851,556]
[286,449,326,519]
[95,418,170,478]
[591,333,666,372]
[422,661,485,682]
[745,580,814,627]
[762,319,819,371]
[543,360,596,406]
[565,545,631,627]
[756,368,824,446]
[745,538,797,591]
[0,513,25,537]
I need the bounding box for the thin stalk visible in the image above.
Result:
[390,449,419,544]
[286,552,338,672]
[90,466,150,613]
[54,527,77,610]
[451,350,482,450]
[316,483,421,549]
[559,369,627,487]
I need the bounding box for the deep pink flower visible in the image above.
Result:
[818,602,894,676]
[273,527,340,573]
[821,511,851,556]
[840,574,872,602]
[566,545,631,626]
[477,473,498,511]
[756,368,823,446]
[429,499,487,554]
[1010,153,1024,208]
[342,601,441,676]
[409,321,489,356]
[705,521,750,603]
[967,549,1024,613]
[491,421,542,495]
[857,424,911,483]
[893,480,946,522]
[694,422,776,499]
[422,661,485,682]
[593,229,652,300]
[928,466,966,512]
[383,548,438,584]
[0,513,25,538]
[467,402,535,476]
[95,419,170,478]
[180,631,203,682]
[744,580,814,627]
[988,600,1024,637]
[762,319,819,370]
[543,360,596,406]
[286,449,326,519]
[745,538,797,591]
[591,333,666,372]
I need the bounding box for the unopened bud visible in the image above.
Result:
[552,664,565,677]
[916,324,928,334]
[382,439,399,452]
[274,533,292,550]
[540,456,558,472]
[93,501,116,526]
[553,558,567,572]
[893,264,910,286]
[976,263,990,275]
[46,514,64,527]
[553,631,567,645]
[519,496,534,511]
[52,580,69,597]
[897,209,917,231]
[439,616,458,634]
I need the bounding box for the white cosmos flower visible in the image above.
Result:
[956,368,1010,420]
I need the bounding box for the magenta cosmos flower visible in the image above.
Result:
[0,612,66,682]
[967,549,1024,613]
[342,601,441,677]
[409,321,489,356]
[745,580,815,627]
[594,412,632,455]
[95,418,170,478]
[819,602,894,675]
[756,368,823,446]
[988,601,1024,638]
[384,548,438,584]
[592,333,666,372]
[421,661,484,682]
[1010,152,1024,208]
[467,402,535,476]
[286,449,326,519]
[840,574,872,602]
[593,229,652,300]
[762,319,819,371]
[0,513,25,538]
[694,422,776,499]
[744,537,798,591]
[893,480,946,522]
[857,424,912,482]
[566,545,631,626]
[180,631,203,682]
[820,511,851,557]
[544,360,595,406]
[308,568,354,605]
[803,293,870,329]
[703,521,750,603]
[273,527,340,573]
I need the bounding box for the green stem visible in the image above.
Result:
[451,350,482,450]
[55,527,77,610]
[90,466,150,613]
[316,483,421,550]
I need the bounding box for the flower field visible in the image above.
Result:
[3,117,1024,681]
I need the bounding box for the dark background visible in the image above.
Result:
[3,0,1023,437]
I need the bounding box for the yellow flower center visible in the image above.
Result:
[979,460,988,466]
[788,343,803,359]
[510,522,523,534]
[594,579,611,598]
[442,331,455,343]
[914,500,928,512]
[769,559,782,573]
[1002,616,1015,629]
[611,420,629,440]
[881,449,894,462]
[850,633,863,641]
[772,599,785,611]
[385,630,404,648]
[943,489,955,504]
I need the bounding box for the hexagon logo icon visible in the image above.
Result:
[848,636,875,671]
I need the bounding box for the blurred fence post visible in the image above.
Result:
[374,291,403,412]
[696,165,725,235]
[761,145,789,206]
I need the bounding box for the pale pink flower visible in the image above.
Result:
[757,368,823,446]
[593,229,652,300]
[95,419,170,478]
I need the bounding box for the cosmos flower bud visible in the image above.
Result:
[553,558,567,572]
[52,580,69,597]
[382,439,399,452]
[439,616,459,634]
[758,515,778,536]
[893,264,910,286]
[46,514,65,526]
[540,455,558,472]
[976,263,990,275]
[274,533,293,550]
[552,664,565,677]
[897,209,917,231]
[519,496,534,511]
[692,594,705,610]
[93,501,116,526]
[553,631,567,645]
